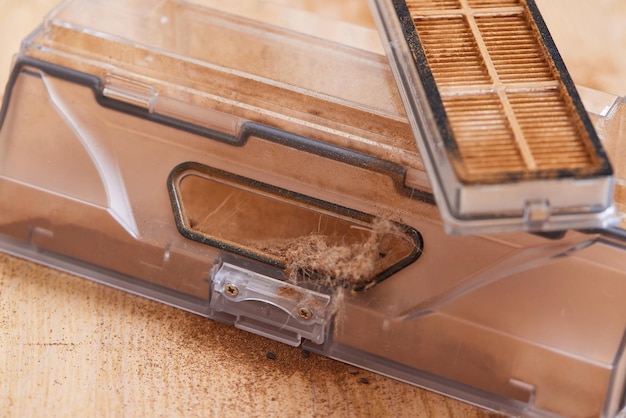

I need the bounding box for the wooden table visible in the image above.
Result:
[1,1,624,417]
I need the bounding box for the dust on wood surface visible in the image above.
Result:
[0,253,496,418]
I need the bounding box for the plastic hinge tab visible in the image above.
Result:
[102,74,157,111]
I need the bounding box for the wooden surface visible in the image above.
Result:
[1,1,625,417]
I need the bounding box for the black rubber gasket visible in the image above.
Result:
[1,56,434,204]
[167,162,424,291]
[1,56,623,250]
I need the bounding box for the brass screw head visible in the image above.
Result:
[297,307,313,321]
[224,283,239,297]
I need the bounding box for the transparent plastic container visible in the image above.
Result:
[1,1,626,417]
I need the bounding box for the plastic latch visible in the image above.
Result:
[210,262,331,347]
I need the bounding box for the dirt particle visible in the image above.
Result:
[347,368,359,375]
[358,377,370,384]
[268,218,416,288]
[266,351,276,360]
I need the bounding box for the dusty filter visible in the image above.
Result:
[369,0,617,234]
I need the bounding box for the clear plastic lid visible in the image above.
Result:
[25,0,423,170]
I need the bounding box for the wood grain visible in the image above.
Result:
[0,1,624,417]
[0,253,495,418]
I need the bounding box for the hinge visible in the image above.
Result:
[102,74,157,111]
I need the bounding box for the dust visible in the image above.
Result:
[256,218,416,290]
[247,218,417,335]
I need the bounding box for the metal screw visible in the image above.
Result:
[297,307,313,321]
[224,283,239,297]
